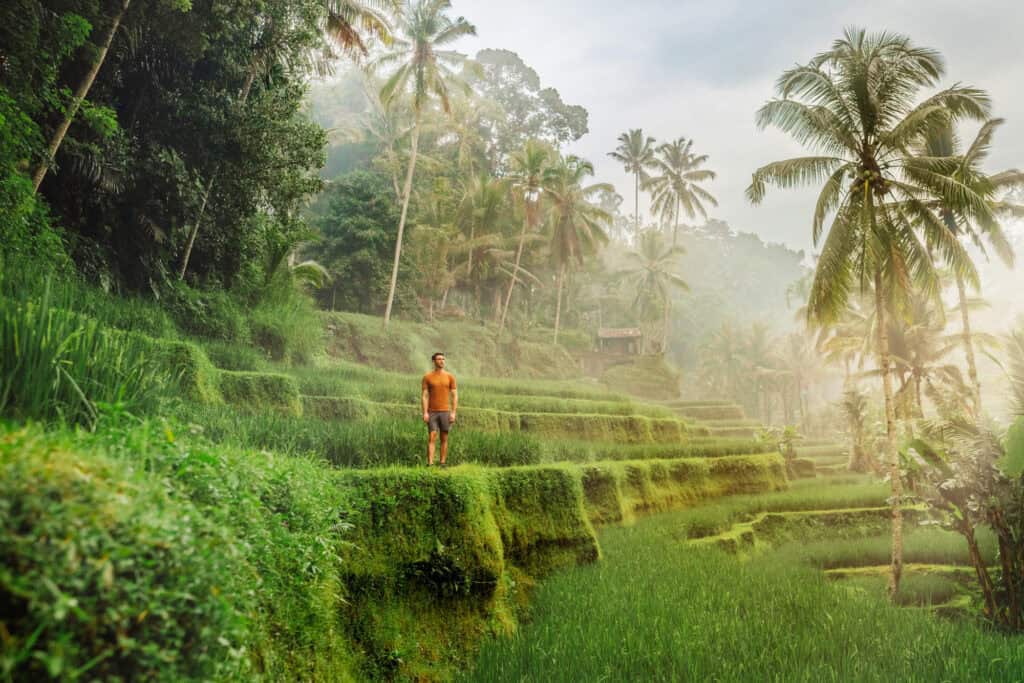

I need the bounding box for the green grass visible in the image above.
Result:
[541,436,776,463]
[181,404,544,467]
[776,526,998,569]
[290,361,627,405]
[832,570,969,607]
[466,499,1021,682]
[0,281,172,426]
[797,444,847,459]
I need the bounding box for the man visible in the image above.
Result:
[422,352,457,467]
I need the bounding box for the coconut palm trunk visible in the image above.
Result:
[633,171,640,237]
[383,114,420,327]
[32,0,132,192]
[662,294,671,352]
[875,268,903,597]
[499,213,530,333]
[956,274,982,413]
[553,262,565,345]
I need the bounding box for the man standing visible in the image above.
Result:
[422,352,457,466]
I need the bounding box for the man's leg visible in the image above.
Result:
[427,429,437,465]
[439,431,449,465]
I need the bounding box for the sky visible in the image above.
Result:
[452,0,1024,260]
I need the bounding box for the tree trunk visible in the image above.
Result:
[876,268,903,599]
[33,0,132,192]
[178,175,215,280]
[179,63,257,280]
[956,274,982,414]
[634,171,640,239]
[962,520,999,622]
[467,221,475,279]
[553,262,565,345]
[673,196,680,246]
[383,115,420,327]
[499,210,532,333]
[662,293,671,352]
[990,509,1021,630]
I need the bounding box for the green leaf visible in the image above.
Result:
[1000,416,1024,478]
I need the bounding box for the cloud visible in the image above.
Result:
[454,0,1024,255]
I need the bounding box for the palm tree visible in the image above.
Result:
[699,322,745,401]
[608,129,656,238]
[500,140,551,332]
[542,155,612,344]
[747,27,991,597]
[645,138,718,245]
[324,0,396,59]
[458,174,507,280]
[373,0,476,326]
[618,229,688,351]
[917,119,1024,412]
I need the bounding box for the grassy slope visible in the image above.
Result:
[467,485,1020,682]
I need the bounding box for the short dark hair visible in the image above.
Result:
[431,352,445,361]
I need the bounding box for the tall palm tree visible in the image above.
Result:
[917,119,1024,412]
[542,155,612,344]
[500,140,551,332]
[747,27,991,597]
[373,0,476,326]
[456,172,507,313]
[645,138,718,245]
[608,129,656,238]
[618,229,688,351]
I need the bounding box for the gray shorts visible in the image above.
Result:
[427,411,451,433]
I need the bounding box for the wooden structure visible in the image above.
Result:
[596,327,642,355]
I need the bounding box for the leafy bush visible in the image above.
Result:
[248,294,323,364]
[0,426,248,681]
[165,282,249,343]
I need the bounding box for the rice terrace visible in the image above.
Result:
[3,1,1024,681]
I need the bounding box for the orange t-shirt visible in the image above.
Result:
[422,370,457,412]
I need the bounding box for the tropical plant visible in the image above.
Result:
[917,118,1024,411]
[608,128,656,237]
[542,155,612,344]
[177,0,389,281]
[373,0,476,326]
[617,229,688,352]
[747,27,992,596]
[457,173,508,285]
[644,137,718,244]
[500,140,551,332]
[840,388,875,472]
[323,0,396,59]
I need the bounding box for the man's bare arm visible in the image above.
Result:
[422,389,430,422]
[450,389,458,421]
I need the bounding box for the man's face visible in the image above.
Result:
[434,355,445,370]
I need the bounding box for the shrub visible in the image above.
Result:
[166,282,249,343]
[0,426,248,681]
[249,294,323,364]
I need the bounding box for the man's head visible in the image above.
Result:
[431,352,445,370]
